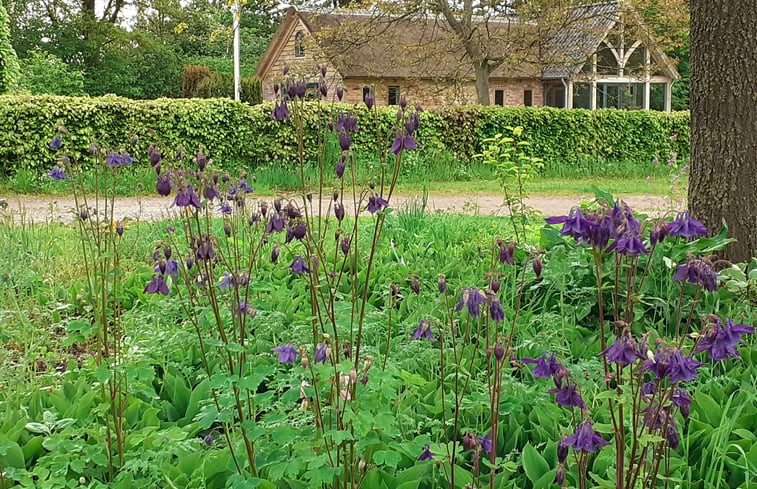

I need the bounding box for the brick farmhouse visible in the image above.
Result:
[254,2,679,111]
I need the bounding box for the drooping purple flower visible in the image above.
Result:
[336,86,344,101]
[412,319,434,340]
[564,420,610,453]
[669,211,708,238]
[694,317,754,361]
[672,388,691,419]
[174,186,202,209]
[545,206,594,242]
[234,300,253,316]
[48,167,66,180]
[642,402,674,431]
[157,175,172,197]
[649,221,671,246]
[340,235,351,255]
[336,113,359,133]
[203,185,221,201]
[557,439,569,463]
[548,382,587,409]
[272,101,291,121]
[641,381,656,396]
[144,275,170,295]
[532,258,542,278]
[106,152,134,166]
[493,343,505,361]
[390,130,418,156]
[522,352,563,379]
[364,93,374,110]
[601,334,643,365]
[455,287,485,318]
[489,298,505,323]
[335,156,347,179]
[588,214,613,249]
[315,343,328,363]
[265,212,286,234]
[219,202,233,215]
[218,272,235,290]
[674,258,719,292]
[498,242,515,265]
[607,232,649,256]
[478,433,492,454]
[154,259,179,277]
[366,195,389,214]
[339,132,352,151]
[272,344,298,364]
[418,444,435,461]
[49,136,63,150]
[666,424,680,449]
[610,201,641,236]
[290,256,312,274]
[645,348,701,383]
[437,275,447,294]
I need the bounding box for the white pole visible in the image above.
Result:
[233,1,241,101]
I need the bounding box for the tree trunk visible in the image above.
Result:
[475,64,491,105]
[689,0,757,263]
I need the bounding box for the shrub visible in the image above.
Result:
[194,71,232,99]
[0,94,690,175]
[0,0,20,93]
[18,51,85,96]
[181,65,211,98]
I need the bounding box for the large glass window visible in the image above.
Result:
[596,83,644,109]
[625,46,646,76]
[572,83,592,109]
[650,83,667,111]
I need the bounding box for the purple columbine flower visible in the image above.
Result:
[315,343,328,363]
[203,185,221,201]
[498,242,515,265]
[666,424,680,449]
[601,334,643,365]
[174,186,202,209]
[335,156,347,179]
[272,101,291,121]
[548,382,587,409]
[672,388,692,419]
[455,287,485,318]
[49,136,63,150]
[265,213,286,234]
[366,195,389,214]
[156,175,172,197]
[290,256,312,274]
[489,298,505,323]
[412,319,434,340]
[545,206,594,242]
[390,130,418,156]
[364,93,374,110]
[219,202,233,215]
[522,352,563,379]
[154,260,179,277]
[106,151,134,166]
[607,232,649,256]
[563,420,610,453]
[418,444,435,461]
[144,275,169,295]
[478,433,492,454]
[674,258,718,292]
[669,211,707,238]
[647,349,701,383]
[694,317,754,361]
[339,132,352,151]
[48,167,66,180]
[218,272,235,290]
[336,113,359,133]
[272,344,297,364]
[234,300,252,316]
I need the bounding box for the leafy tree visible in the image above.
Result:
[18,50,85,95]
[689,0,756,262]
[0,0,20,93]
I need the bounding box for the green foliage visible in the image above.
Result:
[184,65,263,104]
[18,51,85,96]
[0,95,690,175]
[0,0,21,93]
[182,65,212,97]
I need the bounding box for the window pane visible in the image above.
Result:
[650,83,666,111]
[597,47,618,75]
[388,86,400,105]
[625,46,645,76]
[524,90,533,106]
[544,84,565,108]
[572,83,591,109]
[494,90,504,106]
[294,31,304,58]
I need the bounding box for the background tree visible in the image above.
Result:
[688,0,756,263]
[0,0,20,93]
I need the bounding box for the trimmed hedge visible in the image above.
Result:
[0,94,690,174]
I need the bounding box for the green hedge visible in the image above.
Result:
[0,94,689,174]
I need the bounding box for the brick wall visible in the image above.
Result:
[489,79,545,107]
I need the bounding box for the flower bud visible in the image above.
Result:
[533,257,543,278]
[336,86,344,101]
[197,151,207,172]
[411,278,420,295]
[489,278,500,294]
[494,343,505,362]
[557,439,569,463]
[364,93,374,110]
[271,246,280,264]
[555,464,566,486]
[437,275,447,294]
[224,223,232,238]
[116,224,124,236]
[340,235,351,255]
[462,433,477,451]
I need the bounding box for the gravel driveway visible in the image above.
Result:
[0,192,681,224]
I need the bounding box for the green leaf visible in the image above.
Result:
[522,443,550,484]
[373,450,401,468]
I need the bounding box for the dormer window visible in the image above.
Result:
[294,31,305,58]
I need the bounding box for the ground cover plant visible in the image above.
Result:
[0,68,754,489]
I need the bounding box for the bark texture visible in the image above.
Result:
[689,0,757,263]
